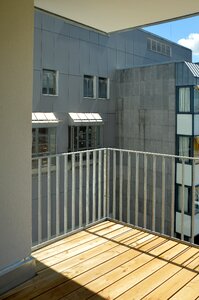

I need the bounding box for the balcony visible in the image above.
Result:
[2,148,199,298]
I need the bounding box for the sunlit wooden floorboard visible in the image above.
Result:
[1,221,199,300]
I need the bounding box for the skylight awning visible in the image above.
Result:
[69,113,103,125]
[185,62,199,78]
[32,113,60,127]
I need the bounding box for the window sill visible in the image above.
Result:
[83,96,96,100]
[42,94,58,97]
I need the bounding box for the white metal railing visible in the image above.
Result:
[32,148,199,250]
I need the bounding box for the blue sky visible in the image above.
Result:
[143,15,199,62]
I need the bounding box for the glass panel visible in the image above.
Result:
[84,75,94,97]
[42,71,48,94]
[99,77,107,98]
[179,87,190,112]
[79,126,87,149]
[195,187,199,214]
[42,69,57,95]
[178,186,189,213]
[194,87,199,113]
[178,136,191,162]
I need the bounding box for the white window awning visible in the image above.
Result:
[69,112,103,125]
[32,113,60,127]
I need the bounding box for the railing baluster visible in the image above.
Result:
[86,151,90,225]
[161,157,165,234]
[171,157,175,237]
[38,158,42,244]
[127,152,131,224]
[72,153,75,231]
[135,153,139,226]
[64,155,68,234]
[191,159,195,243]
[98,150,102,220]
[103,150,107,218]
[143,154,147,228]
[107,149,110,218]
[113,150,116,219]
[152,155,156,232]
[56,156,60,236]
[181,159,185,241]
[92,151,96,223]
[47,157,51,240]
[79,152,83,227]
[119,151,123,221]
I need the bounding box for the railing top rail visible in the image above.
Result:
[107,147,199,161]
[32,148,107,161]
[32,147,199,162]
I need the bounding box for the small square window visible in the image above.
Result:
[42,69,58,96]
[98,77,109,99]
[84,75,95,98]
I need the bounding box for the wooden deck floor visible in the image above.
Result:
[1,221,199,300]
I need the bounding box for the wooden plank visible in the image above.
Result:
[35,225,133,272]
[34,223,123,261]
[87,241,189,300]
[144,270,197,299]
[169,275,199,300]
[1,228,139,300]
[116,246,198,300]
[33,221,113,255]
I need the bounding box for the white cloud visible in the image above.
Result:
[178,33,199,55]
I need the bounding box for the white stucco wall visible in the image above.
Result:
[0,0,33,272]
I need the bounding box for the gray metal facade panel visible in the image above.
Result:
[79,41,90,74]
[54,35,69,73]
[32,70,41,112]
[89,31,99,45]
[68,38,80,75]
[41,31,55,68]
[41,12,55,32]
[98,46,108,76]
[34,29,42,69]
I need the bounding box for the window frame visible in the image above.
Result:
[83,75,96,99]
[98,77,110,99]
[32,127,57,169]
[42,69,59,96]
[68,125,101,153]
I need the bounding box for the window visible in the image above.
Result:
[178,87,191,112]
[194,86,199,113]
[42,69,58,95]
[177,185,189,213]
[98,77,109,99]
[32,127,56,167]
[84,75,95,98]
[147,38,171,57]
[193,136,199,159]
[68,126,101,152]
[178,136,191,162]
[195,187,199,214]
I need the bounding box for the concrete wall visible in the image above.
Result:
[0,0,34,290]
[115,63,176,233]
[116,63,176,154]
